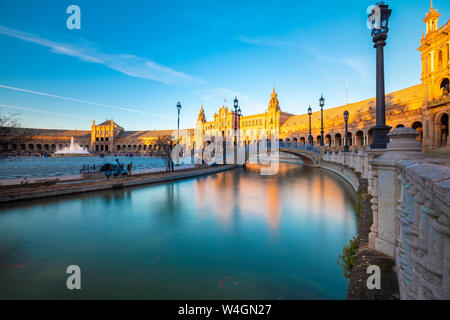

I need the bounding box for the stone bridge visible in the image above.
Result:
[278,142,322,167]
[242,142,322,167]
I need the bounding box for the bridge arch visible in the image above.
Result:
[279,149,321,167]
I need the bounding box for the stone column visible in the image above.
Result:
[368,128,424,257]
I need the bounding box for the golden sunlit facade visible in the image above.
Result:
[195,3,449,152]
[3,3,449,155]
[196,89,293,146]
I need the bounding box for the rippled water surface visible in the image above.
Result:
[0,163,357,299]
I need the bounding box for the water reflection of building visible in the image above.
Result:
[3,4,449,154]
[266,180,281,231]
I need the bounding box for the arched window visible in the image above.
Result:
[438,50,443,68]
[412,122,423,143]
[440,113,449,147]
[440,78,449,96]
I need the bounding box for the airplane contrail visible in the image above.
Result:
[0,103,142,130]
[0,103,91,120]
[0,84,175,120]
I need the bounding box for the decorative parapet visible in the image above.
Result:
[323,127,450,299]
[368,128,424,257]
[396,160,450,300]
[324,149,369,179]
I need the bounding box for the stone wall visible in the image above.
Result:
[324,127,450,299]
[320,160,360,192]
[396,160,450,299]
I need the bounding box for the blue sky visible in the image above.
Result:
[0,0,448,130]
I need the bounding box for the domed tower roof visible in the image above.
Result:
[269,88,280,111]
[424,0,441,34]
[197,105,206,122]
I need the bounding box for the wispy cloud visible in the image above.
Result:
[0,103,91,121]
[236,35,296,47]
[0,25,204,87]
[305,47,371,81]
[0,85,175,120]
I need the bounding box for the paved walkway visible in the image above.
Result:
[347,178,399,300]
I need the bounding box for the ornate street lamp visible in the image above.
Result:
[238,106,242,146]
[234,97,239,144]
[176,102,182,142]
[319,94,325,147]
[308,106,313,145]
[369,2,392,149]
[344,111,350,152]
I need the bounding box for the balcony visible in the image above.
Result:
[428,94,450,108]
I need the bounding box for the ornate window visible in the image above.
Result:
[440,78,449,96]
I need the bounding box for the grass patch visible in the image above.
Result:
[337,237,360,279]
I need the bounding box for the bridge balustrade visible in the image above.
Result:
[279,141,321,154]
[324,150,369,179]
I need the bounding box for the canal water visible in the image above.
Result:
[0,163,357,299]
[0,156,167,180]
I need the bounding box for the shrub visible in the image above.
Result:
[337,237,360,279]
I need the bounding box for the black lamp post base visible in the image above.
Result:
[370,125,392,149]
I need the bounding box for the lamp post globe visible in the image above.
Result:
[344,111,350,152]
[369,2,392,149]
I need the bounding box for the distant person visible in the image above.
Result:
[127,162,133,176]
[105,168,112,180]
[113,164,121,178]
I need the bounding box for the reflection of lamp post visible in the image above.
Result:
[344,111,350,152]
[176,102,182,142]
[308,106,313,145]
[319,95,325,146]
[369,2,392,149]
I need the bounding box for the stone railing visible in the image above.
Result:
[323,127,450,300]
[396,160,450,299]
[323,149,369,179]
